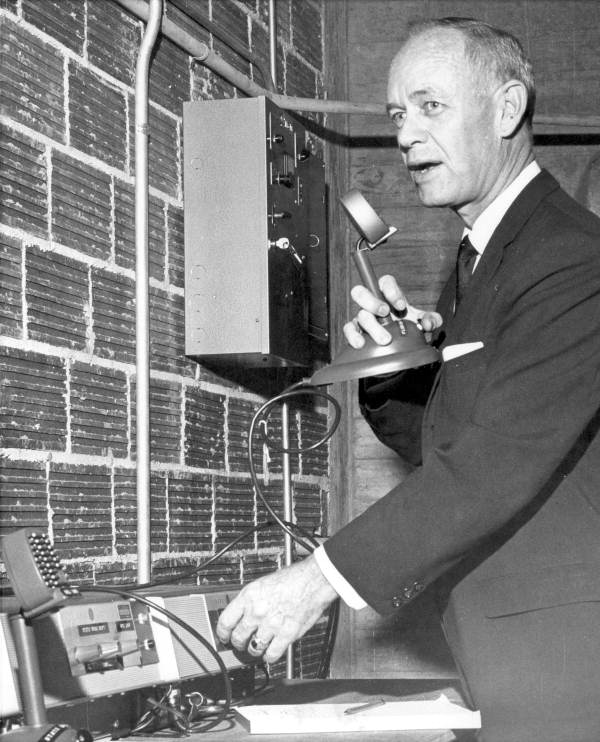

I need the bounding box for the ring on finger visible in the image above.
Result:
[248,635,271,655]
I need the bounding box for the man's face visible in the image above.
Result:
[387,29,503,220]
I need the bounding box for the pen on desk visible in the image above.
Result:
[344,698,386,716]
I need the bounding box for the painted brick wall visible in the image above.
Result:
[0,0,330,678]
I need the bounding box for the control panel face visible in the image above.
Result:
[59,600,158,676]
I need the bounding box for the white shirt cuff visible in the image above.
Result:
[313,544,368,610]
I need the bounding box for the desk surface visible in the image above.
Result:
[135,679,478,742]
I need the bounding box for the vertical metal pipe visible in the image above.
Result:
[9,615,47,727]
[135,0,162,585]
[281,401,294,679]
[268,0,277,90]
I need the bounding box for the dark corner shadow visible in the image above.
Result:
[199,362,313,399]
[289,112,397,148]
[535,134,600,146]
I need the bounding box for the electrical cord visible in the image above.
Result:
[81,586,232,734]
[248,380,342,680]
[248,380,341,553]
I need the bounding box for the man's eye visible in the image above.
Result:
[390,110,405,127]
[423,101,442,114]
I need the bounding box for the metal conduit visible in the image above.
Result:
[115,0,600,129]
[168,0,276,92]
[135,0,163,585]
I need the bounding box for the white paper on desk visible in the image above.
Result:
[442,341,484,362]
[234,694,481,734]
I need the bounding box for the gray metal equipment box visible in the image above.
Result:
[183,97,329,369]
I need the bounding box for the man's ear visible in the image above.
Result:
[496,80,528,137]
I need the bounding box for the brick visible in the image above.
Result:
[150,471,168,551]
[93,560,137,586]
[214,475,255,549]
[163,0,210,40]
[114,469,169,555]
[91,267,136,364]
[291,1,323,71]
[0,234,22,337]
[113,178,165,280]
[49,463,112,558]
[213,37,252,82]
[22,0,84,55]
[63,561,95,585]
[149,34,191,112]
[70,361,128,457]
[26,245,88,349]
[227,396,263,474]
[148,196,167,282]
[149,287,188,375]
[285,52,317,97]
[150,556,204,586]
[168,471,212,551]
[275,0,291,42]
[212,1,250,49]
[0,459,48,536]
[184,387,225,469]
[167,203,184,288]
[196,558,241,587]
[113,468,136,555]
[131,378,182,464]
[296,620,329,678]
[300,409,329,476]
[69,61,127,170]
[242,553,278,582]
[0,124,48,238]
[51,150,112,259]
[87,0,139,87]
[292,480,323,534]
[0,0,18,12]
[256,482,285,549]
[0,17,66,140]
[0,346,66,450]
[129,100,180,198]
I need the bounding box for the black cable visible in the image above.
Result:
[81,586,232,734]
[248,380,341,552]
[132,520,277,589]
[130,519,321,591]
[317,598,340,679]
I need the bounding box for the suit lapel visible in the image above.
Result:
[422,170,561,440]
[449,170,561,339]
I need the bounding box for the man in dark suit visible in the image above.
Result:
[217,18,600,742]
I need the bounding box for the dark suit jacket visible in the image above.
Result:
[324,170,600,741]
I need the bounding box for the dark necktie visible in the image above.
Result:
[455,235,478,309]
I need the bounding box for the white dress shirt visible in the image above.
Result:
[314,160,542,611]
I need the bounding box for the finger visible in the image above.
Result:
[216,598,246,643]
[356,309,392,345]
[378,275,409,314]
[247,628,276,657]
[230,616,261,651]
[418,311,443,332]
[343,318,366,349]
[350,285,389,316]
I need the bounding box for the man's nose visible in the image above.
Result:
[396,114,427,150]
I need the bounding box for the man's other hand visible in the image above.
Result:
[216,555,338,664]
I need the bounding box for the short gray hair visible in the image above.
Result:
[406,17,536,125]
